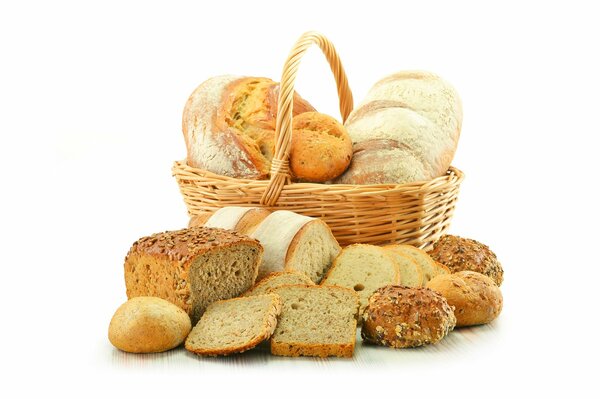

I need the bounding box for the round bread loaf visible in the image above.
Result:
[426,271,503,327]
[108,297,192,353]
[183,76,315,179]
[361,285,456,348]
[289,112,353,182]
[427,234,504,286]
[336,71,462,185]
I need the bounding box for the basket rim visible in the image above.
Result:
[172,159,464,194]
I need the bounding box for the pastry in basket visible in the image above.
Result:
[335,70,462,185]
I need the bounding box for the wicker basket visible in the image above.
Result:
[173,32,464,250]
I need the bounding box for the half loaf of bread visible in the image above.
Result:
[124,226,263,323]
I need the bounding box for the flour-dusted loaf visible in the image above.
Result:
[183,76,315,179]
[270,285,359,358]
[361,286,456,348]
[427,234,504,286]
[426,271,503,327]
[124,226,263,323]
[185,293,282,356]
[321,244,401,320]
[243,271,314,297]
[188,208,341,283]
[336,71,462,185]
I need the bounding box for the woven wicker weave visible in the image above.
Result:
[173,31,464,249]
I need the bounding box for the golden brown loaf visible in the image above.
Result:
[426,271,503,327]
[289,112,353,182]
[124,226,263,323]
[336,71,462,185]
[182,76,315,179]
[108,297,192,353]
[361,286,456,348]
[427,234,504,286]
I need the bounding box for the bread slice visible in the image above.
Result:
[384,249,423,287]
[185,293,282,356]
[270,285,358,357]
[320,244,401,320]
[243,271,314,297]
[386,244,448,286]
[124,227,263,324]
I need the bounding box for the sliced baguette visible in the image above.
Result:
[386,244,448,285]
[384,250,423,287]
[243,271,314,297]
[320,244,401,320]
[185,293,282,356]
[270,285,358,358]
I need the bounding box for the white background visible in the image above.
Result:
[2,0,598,397]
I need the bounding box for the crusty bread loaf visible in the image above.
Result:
[108,297,192,353]
[124,226,263,323]
[426,271,503,327]
[185,294,282,356]
[386,244,448,285]
[427,234,504,286]
[182,76,315,179]
[384,250,423,287]
[243,271,314,297]
[361,286,456,348]
[270,285,359,358]
[321,244,401,320]
[249,210,341,282]
[336,71,462,185]
[187,208,340,283]
[289,112,352,182]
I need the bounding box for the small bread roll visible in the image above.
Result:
[361,286,456,348]
[289,112,353,182]
[427,235,504,286]
[108,297,192,353]
[426,271,503,327]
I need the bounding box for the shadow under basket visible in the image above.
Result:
[172,31,465,250]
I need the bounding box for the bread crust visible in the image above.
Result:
[185,293,282,356]
[426,271,503,327]
[289,112,353,182]
[427,235,504,286]
[361,285,456,348]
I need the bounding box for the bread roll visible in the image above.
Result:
[108,297,192,353]
[427,234,504,286]
[182,76,315,179]
[336,71,462,185]
[426,271,503,327]
[290,112,352,182]
[361,285,456,348]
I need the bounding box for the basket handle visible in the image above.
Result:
[260,31,354,206]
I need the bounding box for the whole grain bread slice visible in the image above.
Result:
[270,285,358,358]
[243,271,314,297]
[185,293,282,356]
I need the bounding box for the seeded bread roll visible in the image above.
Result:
[361,285,456,348]
[183,76,315,179]
[427,235,504,286]
[124,226,263,323]
[426,271,503,327]
[289,112,353,182]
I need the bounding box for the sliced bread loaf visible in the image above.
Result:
[384,250,423,287]
[386,244,448,286]
[202,206,271,235]
[270,285,358,357]
[243,271,314,297]
[185,293,282,356]
[124,226,263,324]
[320,244,401,320]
